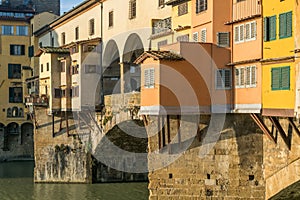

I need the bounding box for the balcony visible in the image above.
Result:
[25,95,49,107]
[151,17,172,39]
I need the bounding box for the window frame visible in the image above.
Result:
[178,2,188,16]
[129,0,137,19]
[89,18,95,36]
[271,66,290,91]
[215,69,231,90]
[144,68,155,89]
[279,11,292,39]
[196,0,207,14]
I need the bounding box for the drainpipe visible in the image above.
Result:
[230,0,235,112]
[100,1,104,109]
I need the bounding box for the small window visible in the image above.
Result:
[178,2,188,16]
[235,67,245,88]
[71,64,79,75]
[193,32,199,42]
[61,32,66,45]
[196,0,207,14]
[16,26,28,36]
[54,88,61,98]
[245,21,257,41]
[41,64,43,73]
[159,0,164,7]
[10,45,25,55]
[1,25,14,35]
[176,34,189,42]
[217,32,230,47]
[46,63,49,71]
[75,27,79,40]
[109,11,114,27]
[200,29,207,42]
[234,24,244,43]
[129,0,136,19]
[8,64,21,79]
[70,45,78,54]
[144,68,155,88]
[89,18,95,35]
[61,61,66,72]
[9,87,23,103]
[245,66,256,88]
[271,66,290,90]
[216,69,231,89]
[72,86,79,97]
[28,45,34,57]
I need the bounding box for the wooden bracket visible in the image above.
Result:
[250,113,276,143]
[268,116,291,150]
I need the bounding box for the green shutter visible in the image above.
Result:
[8,64,13,79]
[281,66,290,90]
[286,11,292,37]
[271,68,280,90]
[270,16,276,41]
[9,88,14,102]
[279,13,285,38]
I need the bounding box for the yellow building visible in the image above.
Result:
[0,7,34,152]
[262,0,296,117]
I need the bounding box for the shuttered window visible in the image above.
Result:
[196,0,207,14]
[235,66,256,88]
[234,24,244,43]
[178,2,188,16]
[144,68,155,88]
[217,32,230,47]
[245,21,256,41]
[271,66,290,90]
[8,64,21,79]
[264,15,276,41]
[216,69,231,89]
[176,34,189,42]
[235,67,245,88]
[10,45,25,55]
[193,32,199,42]
[279,11,292,39]
[245,66,256,87]
[89,19,95,36]
[200,29,206,42]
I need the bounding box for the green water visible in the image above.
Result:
[0,161,149,200]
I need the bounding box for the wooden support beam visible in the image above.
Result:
[250,113,276,143]
[288,117,300,137]
[65,111,69,137]
[52,113,55,138]
[268,116,290,149]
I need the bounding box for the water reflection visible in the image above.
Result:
[0,161,148,200]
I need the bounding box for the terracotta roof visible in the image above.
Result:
[35,47,70,57]
[134,51,184,64]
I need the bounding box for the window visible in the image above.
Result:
[72,86,79,97]
[16,26,28,36]
[9,87,23,103]
[217,32,230,47]
[271,66,290,90]
[178,2,188,16]
[85,65,97,73]
[159,0,164,7]
[245,21,256,41]
[7,108,12,117]
[83,44,96,52]
[51,36,54,47]
[200,29,206,42]
[61,32,66,45]
[70,45,78,54]
[235,66,256,88]
[1,25,13,35]
[41,64,43,73]
[245,66,256,87]
[216,69,231,89]
[10,45,25,55]
[8,64,21,79]
[109,11,114,27]
[177,34,189,42]
[89,19,95,35]
[279,11,292,39]
[75,27,79,40]
[46,63,49,71]
[71,64,79,75]
[196,0,207,14]
[129,0,136,19]
[144,68,155,88]
[264,15,276,41]
[234,24,244,43]
[193,32,199,42]
[61,61,66,72]
[235,67,245,88]
[54,88,61,98]
[157,40,167,49]
[28,45,34,57]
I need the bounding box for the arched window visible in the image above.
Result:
[7,108,12,117]
[12,107,18,117]
[7,123,19,134]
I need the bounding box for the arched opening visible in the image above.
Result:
[7,108,12,117]
[103,39,121,95]
[21,123,34,146]
[12,107,18,117]
[7,122,19,135]
[19,108,23,117]
[122,33,144,93]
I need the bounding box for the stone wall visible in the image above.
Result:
[147,114,265,199]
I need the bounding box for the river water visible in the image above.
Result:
[0,161,149,200]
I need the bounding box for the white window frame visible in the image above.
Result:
[235,67,245,88]
[144,68,155,88]
[234,24,244,44]
[215,69,231,90]
[245,66,256,88]
[245,21,257,41]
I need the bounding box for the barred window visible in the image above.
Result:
[178,2,188,16]
[200,29,206,42]
[196,0,207,14]
[217,32,230,47]
[129,0,136,19]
